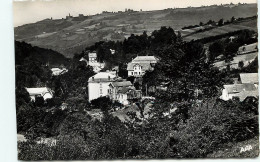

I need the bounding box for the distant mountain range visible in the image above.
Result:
[14,3,257,58]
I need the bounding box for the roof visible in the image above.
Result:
[240,73,258,84]
[117,87,134,94]
[111,81,132,87]
[26,87,52,96]
[223,83,257,94]
[89,52,97,57]
[88,72,117,82]
[132,56,158,63]
[127,62,153,71]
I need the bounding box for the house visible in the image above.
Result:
[238,42,258,55]
[127,56,158,77]
[25,87,53,101]
[220,83,258,101]
[51,68,68,76]
[88,72,118,101]
[88,52,98,65]
[108,80,141,105]
[87,51,105,72]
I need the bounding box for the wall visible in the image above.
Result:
[88,82,112,101]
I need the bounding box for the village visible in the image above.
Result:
[12,1,259,159]
[23,40,258,120]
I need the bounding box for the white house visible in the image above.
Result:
[88,72,117,101]
[25,87,53,101]
[127,56,158,77]
[88,52,98,65]
[87,51,105,72]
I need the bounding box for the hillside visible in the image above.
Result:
[15,41,69,67]
[14,3,257,58]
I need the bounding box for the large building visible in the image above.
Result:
[88,72,118,101]
[127,56,158,77]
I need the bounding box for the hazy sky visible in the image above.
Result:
[13,0,257,27]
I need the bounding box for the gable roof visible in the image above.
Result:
[111,81,132,87]
[26,87,53,96]
[240,73,258,84]
[223,83,257,94]
[132,56,158,62]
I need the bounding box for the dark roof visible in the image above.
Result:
[118,87,134,94]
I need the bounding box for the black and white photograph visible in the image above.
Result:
[13,0,259,160]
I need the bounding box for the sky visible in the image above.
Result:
[13,0,257,27]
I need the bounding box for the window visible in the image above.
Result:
[100,89,102,94]
[100,83,102,88]
[131,72,133,75]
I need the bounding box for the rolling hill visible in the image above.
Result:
[14,3,257,58]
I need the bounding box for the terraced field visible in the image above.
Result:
[183,18,257,42]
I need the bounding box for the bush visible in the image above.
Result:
[91,96,113,111]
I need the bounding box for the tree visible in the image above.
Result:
[91,96,113,112]
[238,61,244,69]
[218,18,224,26]
[208,41,224,62]
[34,96,44,107]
